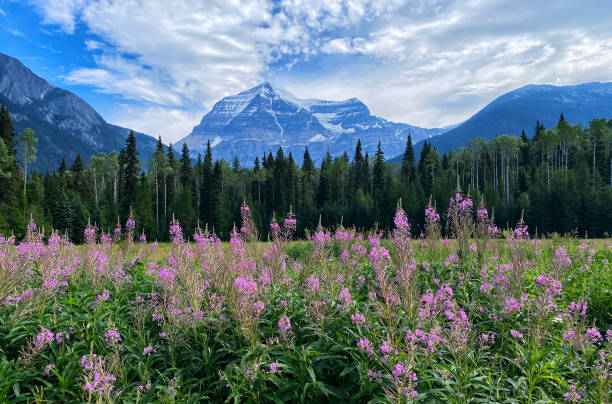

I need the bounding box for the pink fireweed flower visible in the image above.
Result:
[143,346,156,356]
[80,354,116,395]
[125,217,136,232]
[567,301,588,317]
[369,246,392,274]
[554,247,572,267]
[357,338,374,357]
[284,218,297,232]
[267,362,279,374]
[513,224,529,239]
[104,329,121,346]
[585,328,602,345]
[254,301,266,316]
[393,205,410,236]
[477,207,488,223]
[380,341,391,355]
[480,282,493,293]
[305,275,320,294]
[351,312,367,326]
[234,277,258,295]
[535,275,562,296]
[367,369,383,383]
[562,330,579,343]
[169,221,183,243]
[444,253,458,267]
[425,205,440,227]
[91,291,110,309]
[479,333,495,345]
[563,385,582,402]
[510,329,523,339]
[84,224,97,244]
[35,328,55,350]
[338,288,352,306]
[278,315,292,338]
[43,363,56,376]
[505,297,525,315]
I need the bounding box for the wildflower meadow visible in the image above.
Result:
[0,193,611,403]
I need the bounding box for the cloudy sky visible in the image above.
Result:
[1,0,612,143]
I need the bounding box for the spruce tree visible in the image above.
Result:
[200,140,214,227]
[59,157,67,175]
[180,143,192,186]
[372,142,385,205]
[400,134,416,185]
[121,130,140,219]
[351,139,366,194]
[178,143,196,237]
[232,155,240,173]
[0,106,15,155]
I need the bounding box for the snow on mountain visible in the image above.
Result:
[176,82,447,165]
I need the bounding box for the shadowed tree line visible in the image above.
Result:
[1,105,611,241]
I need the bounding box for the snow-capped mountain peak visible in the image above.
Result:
[177,83,447,165]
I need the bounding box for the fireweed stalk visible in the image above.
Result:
[369,234,401,341]
[506,214,531,298]
[447,190,474,261]
[475,199,498,264]
[264,208,296,285]
[424,198,441,254]
[391,200,418,315]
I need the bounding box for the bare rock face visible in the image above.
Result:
[0,52,158,171]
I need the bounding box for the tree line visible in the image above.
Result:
[1,106,612,241]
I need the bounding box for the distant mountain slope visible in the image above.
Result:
[410,82,612,158]
[176,83,448,165]
[0,52,158,172]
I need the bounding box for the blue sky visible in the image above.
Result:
[2,0,612,143]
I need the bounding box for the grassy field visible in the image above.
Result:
[0,216,611,402]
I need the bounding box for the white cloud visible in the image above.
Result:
[108,105,203,144]
[30,0,85,34]
[7,28,26,38]
[0,7,6,16]
[28,0,612,138]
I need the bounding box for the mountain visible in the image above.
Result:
[410,82,612,158]
[0,52,158,172]
[176,83,448,165]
